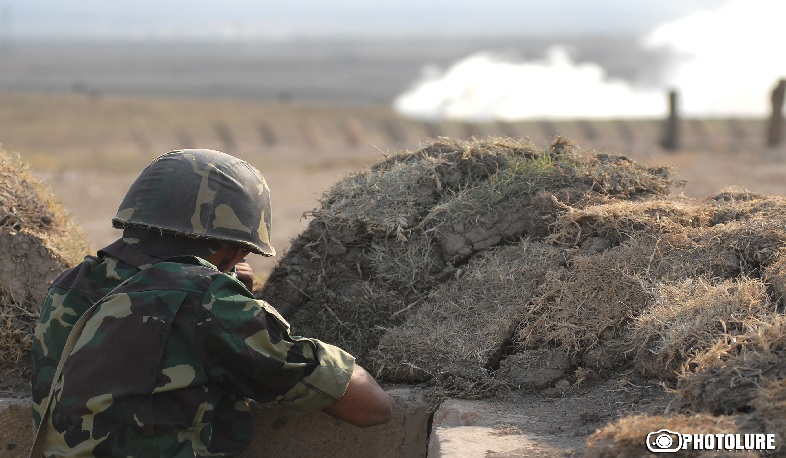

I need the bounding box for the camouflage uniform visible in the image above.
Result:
[32,238,354,457]
[31,150,355,457]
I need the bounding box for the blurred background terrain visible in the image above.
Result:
[0,0,783,276]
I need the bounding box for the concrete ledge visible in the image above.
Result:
[428,398,585,458]
[0,400,32,458]
[0,387,434,457]
[241,386,434,457]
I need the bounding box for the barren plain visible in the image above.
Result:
[1,92,783,278]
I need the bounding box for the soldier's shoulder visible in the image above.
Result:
[49,255,126,301]
[148,256,221,278]
[51,255,98,286]
[122,256,222,294]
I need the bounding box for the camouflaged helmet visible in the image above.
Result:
[112,149,275,256]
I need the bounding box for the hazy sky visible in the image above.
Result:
[2,0,780,119]
[2,0,728,40]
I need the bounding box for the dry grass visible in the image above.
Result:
[1,151,59,234]
[316,158,440,238]
[548,197,714,248]
[677,314,786,415]
[0,149,88,265]
[632,278,773,379]
[0,291,37,380]
[507,191,786,386]
[585,413,750,458]
[588,375,786,457]
[372,240,563,389]
[262,136,677,372]
[0,148,88,379]
[516,246,653,369]
[265,134,786,409]
[749,377,786,448]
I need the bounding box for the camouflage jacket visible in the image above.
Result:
[31,239,355,457]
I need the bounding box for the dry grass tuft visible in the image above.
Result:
[0,149,84,249]
[316,158,440,239]
[0,153,57,233]
[762,252,786,308]
[585,413,749,458]
[748,377,786,448]
[677,314,786,416]
[632,278,773,379]
[589,375,786,456]
[0,291,37,381]
[548,197,715,248]
[0,149,88,266]
[372,240,563,389]
[0,148,89,380]
[516,246,653,372]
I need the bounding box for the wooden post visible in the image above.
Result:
[384,119,407,145]
[258,121,277,147]
[767,78,786,147]
[341,117,366,148]
[213,122,236,151]
[661,90,680,151]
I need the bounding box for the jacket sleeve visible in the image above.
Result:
[197,274,355,415]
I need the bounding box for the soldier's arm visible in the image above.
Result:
[322,364,392,427]
[201,276,369,418]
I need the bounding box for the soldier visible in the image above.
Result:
[30,149,392,457]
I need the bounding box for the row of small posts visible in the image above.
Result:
[661,78,786,151]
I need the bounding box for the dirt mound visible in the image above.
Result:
[260,136,786,453]
[260,137,676,381]
[0,149,87,381]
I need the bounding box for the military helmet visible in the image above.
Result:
[112,149,275,256]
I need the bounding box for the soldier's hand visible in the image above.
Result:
[234,262,254,291]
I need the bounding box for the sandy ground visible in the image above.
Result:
[428,370,673,457]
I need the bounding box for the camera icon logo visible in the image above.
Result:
[647,429,684,453]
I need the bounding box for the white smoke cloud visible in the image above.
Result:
[394,0,785,120]
[644,0,786,116]
[394,47,663,121]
